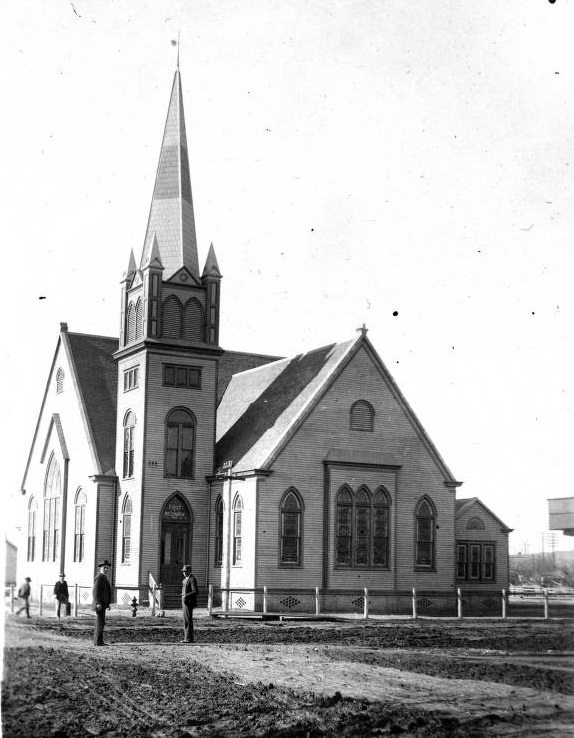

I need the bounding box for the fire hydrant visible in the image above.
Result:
[130,597,138,617]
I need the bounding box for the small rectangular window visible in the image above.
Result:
[162,364,201,389]
[123,366,139,392]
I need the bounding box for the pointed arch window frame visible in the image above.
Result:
[279,488,304,567]
[232,494,243,566]
[42,454,61,562]
[415,496,436,570]
[73,488,87,563]
[335,484,391,569]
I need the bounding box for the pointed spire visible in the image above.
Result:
[143,234,164,270]
[202,242,221,278]
[122,249,137,282]
[140,69,199,280]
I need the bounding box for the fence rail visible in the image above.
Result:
[207,585,574,619]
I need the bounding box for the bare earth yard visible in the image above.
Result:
[2,611,573,736]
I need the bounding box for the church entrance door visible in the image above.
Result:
[160,495,191,608]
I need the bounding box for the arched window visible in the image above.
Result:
[183,298,204,341]
[233,495,243,565]
[350,400,375,432]
[335,487,353,566]
[43,455,61,562]
[165,408,195,478]
[122,496,133,563]
[214,496,224,567]
[466,516,485,531]
[373,487,390,567]
[335,485,391,568]
[135,297,143,339]
[280,489,303,565]
[123,411,136,479]
[56,367,65,394]
[126,301,136,343]
[27,497,38,562]
[415,498,435,568]
[162,295,183,338]
[74,489,87,562]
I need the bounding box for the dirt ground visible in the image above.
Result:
[2,610,574,737]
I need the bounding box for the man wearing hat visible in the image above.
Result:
[16,577,32,618]
[54,573,69,619]
[92,560,112,646]
[181,564,198,643]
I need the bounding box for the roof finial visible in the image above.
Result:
[356,323,368,337]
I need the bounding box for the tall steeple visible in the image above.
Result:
[140,69,199,281]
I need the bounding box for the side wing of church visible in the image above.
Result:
[18,68,510,610]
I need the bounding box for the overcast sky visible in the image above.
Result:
[2,0,573,555]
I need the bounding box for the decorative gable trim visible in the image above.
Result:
[40,414,69,464]
[167,266,201,287]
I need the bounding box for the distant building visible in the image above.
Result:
[18,68,510,608]
[548,497,574,537]
[5,539,17,585]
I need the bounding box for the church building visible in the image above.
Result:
[19,68,510,612]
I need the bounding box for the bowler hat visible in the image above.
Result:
[98,560,112,568]
[25,577,31,582]
[182,564,192,573]
[59,573,66,577]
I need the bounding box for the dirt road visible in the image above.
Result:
[3,612,573,736]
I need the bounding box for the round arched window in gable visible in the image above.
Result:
[350,400,375,431]
[466,516,485,531]
[56,367,65,394]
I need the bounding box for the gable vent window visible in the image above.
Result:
[56,368,65,394]
[350,400,374,432]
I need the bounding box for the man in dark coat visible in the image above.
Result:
[92,560,112,646]
[54,573,69,619]
[181,564,198,643]
[16,577,32,618]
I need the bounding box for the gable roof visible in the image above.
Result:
[216,333,462,484]
[216,338,358,472]
[217,349,282,404]
[455,497,512,532]
[65,332,119,475]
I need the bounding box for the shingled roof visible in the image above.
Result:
[66,332,119,475]
[216,338,358,472]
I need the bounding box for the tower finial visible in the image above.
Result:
[177,30,180,70]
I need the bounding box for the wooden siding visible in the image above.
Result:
[254,344,456,591]
[455,501,510,589]
[18,339,109,588]
[135,350,218,590]
[115,349,148,589]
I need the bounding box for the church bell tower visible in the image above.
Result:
[113,68,222,606]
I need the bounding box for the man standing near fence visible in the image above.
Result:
[54,573,69,619]
[181,564,198,643]
[92,560,112,646]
